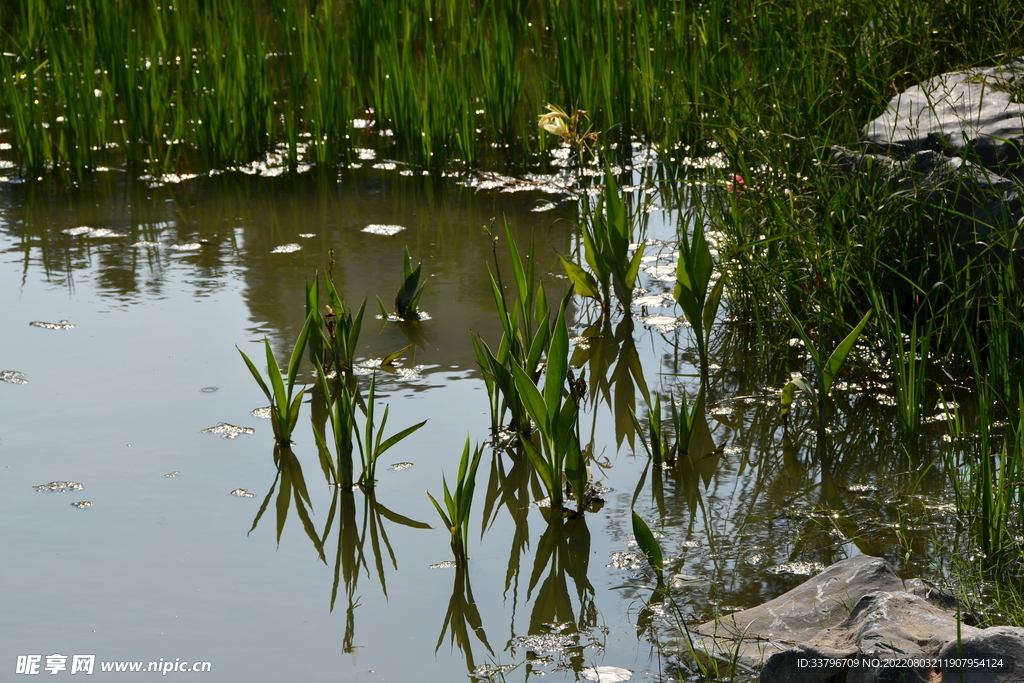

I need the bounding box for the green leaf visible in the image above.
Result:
[790,375,818,410]
[563,432,587,509]
[506,221,530,304]
[544,307,570,418]
[264,338,287,410]
[624,246,646,294]
[511,361,548,430]
[395,263,423,317]
[382,344,411,367]
[774,292,822,370]
[375,419,428,457]
[286,312,314,394]
[427,492,454,530]
[702,274,727,345]
[520,436,557,507]
[822,309,872,395]
[558,254,599,299]
[631,512,664,584]
[673,274,704,340]
[287,388,305,432]
[237,346,273,403]
[780,382,796,417]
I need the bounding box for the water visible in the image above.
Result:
[0,164,956,681]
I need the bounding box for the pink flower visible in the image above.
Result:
[726,174,746,194]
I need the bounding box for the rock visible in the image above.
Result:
[863,58,1024,173]
[832,58,1024,253]
[689,555,1024,683]
[936,626,1024,683]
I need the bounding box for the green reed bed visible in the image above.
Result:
[6,0,1023,177]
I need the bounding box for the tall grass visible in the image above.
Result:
[5,0,1023,177]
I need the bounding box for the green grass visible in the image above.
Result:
[4,0,1023,177]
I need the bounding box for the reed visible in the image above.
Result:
[873,293,934,439]
[6,0,1021,177]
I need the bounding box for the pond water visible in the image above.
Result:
[0,158,957,681]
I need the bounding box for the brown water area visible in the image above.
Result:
[0,159,959,681]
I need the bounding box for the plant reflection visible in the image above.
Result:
[436,564,494,671]
[572,313,650,450]
[527,516,595,631]
[479,445,536,602]
[249,445,325,562]
[248,444,431,653]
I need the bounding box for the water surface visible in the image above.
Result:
[0,163,954,681]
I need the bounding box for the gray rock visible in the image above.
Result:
[863,58,1024,173]
[833,59,1024,255]
[937,626,1024,683]
[689,555,1024,683]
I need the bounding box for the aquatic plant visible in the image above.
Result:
[947,337,1024,563]
[537,104,600,162]
[630,511,665,587]
[630,511,747,680]
[473,219,554,435]
[559,172,645,309]
[631,388,704,467]
[311,360,360,489]
[237,314,313,447]
[777,298,872,431]
[674,215,727,389]
[310,352,425,489]
[306,269,367,378]
[427,436,484,560]
[379,247,426,321]
[353,372,427,489]
[512,300,589,515]
[872,293,934,439]
[4,0,1024,178]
